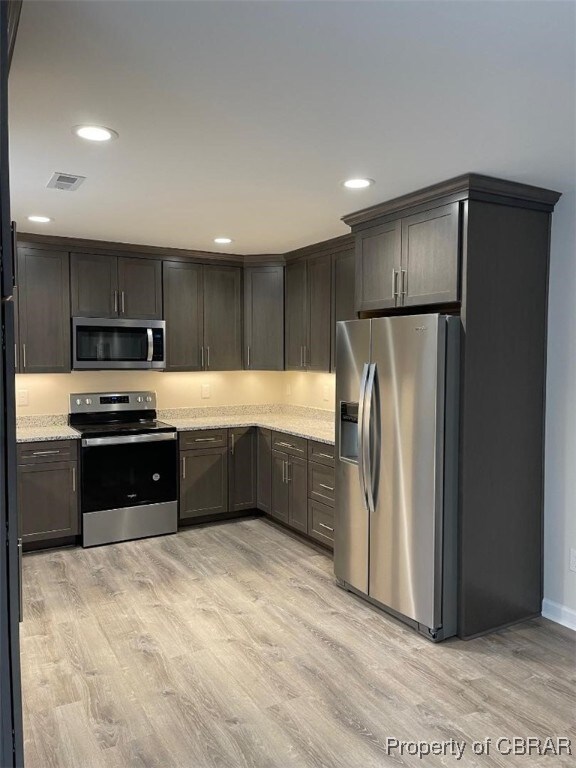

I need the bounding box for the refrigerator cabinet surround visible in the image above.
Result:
[334,314,459,641]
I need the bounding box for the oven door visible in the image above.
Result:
[81,433,177,513]
[73,317,165,370]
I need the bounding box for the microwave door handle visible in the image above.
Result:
[146,328,153,362]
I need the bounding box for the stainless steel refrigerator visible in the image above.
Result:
[335,314,459,641]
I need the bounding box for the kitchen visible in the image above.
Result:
[1,1,576,767]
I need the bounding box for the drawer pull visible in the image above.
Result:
[194,437,217,442]
[317,452,333,459]
[319,522,334,533]
[319,483,334,492]
[31,450,61,456]
[276,441,294,448]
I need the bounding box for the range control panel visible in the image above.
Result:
[69,391,157,414]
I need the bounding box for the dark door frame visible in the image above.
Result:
[0,1,24,764]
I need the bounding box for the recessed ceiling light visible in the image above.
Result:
[343,178,374,189]
[73,125,118,142]
[27,215,52,223]
[214,237,233,245]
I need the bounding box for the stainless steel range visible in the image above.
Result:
[69,391,177,547]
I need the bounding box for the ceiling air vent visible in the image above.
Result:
[46,172,86,191]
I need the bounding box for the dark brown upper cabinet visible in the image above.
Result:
[285,255,331,372]
[244,266,284,370]
[71,253,162,319]
[401,204,460,306]
[331,248,356,372]
[17,247,71,373]
[163,262,242,371]
[163,261,204,371]
[354,203,459,312]
[203,265,243,371]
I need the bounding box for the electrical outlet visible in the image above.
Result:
[323,385,330,401]
[201,384,211,399]
[570,548,576,573]
[17,389,28,407]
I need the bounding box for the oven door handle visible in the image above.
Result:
[146,328,154,363]
[82,432,177,447]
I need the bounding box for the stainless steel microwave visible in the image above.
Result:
[72,318,166,370]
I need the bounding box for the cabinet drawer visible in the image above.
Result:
[308,440,335,467]
[179,429,228,450]
[308,499,334,547]
[17,440,78,465]
[308,462,335,507]
[271,431,307,458]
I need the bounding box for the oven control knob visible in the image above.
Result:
[75,398,82,406]
[137,396,144,403]
[85,398,92,405]
[146,396,152,403]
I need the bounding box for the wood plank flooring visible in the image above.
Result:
[21,518,576,767]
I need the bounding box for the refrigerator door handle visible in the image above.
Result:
[363,363,377,514]
[357,363,370,512]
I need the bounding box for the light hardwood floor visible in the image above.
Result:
[21,518,575,767]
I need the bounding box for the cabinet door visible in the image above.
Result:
[401,203,460,307]
[288,455,308,533]
[163,261,204,371]
[271,450,289,523]
[118,256,163,319]
[257,428,272,513]
[229,427,256,512]
[244,266,284,370]
[306,254,331,372]
[180,447,228,520]
[17,248,71,373]
[18,461,78,542]
[355,220,401,312]
[331,248,355,372]
[203,265,242,371]
[284,260,306,370]
[71,253,119,318]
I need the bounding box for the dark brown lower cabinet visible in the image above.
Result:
[180,446,228,521]
[271,450,289,523]
[229,427,256,511]
[308,499,334,547]
[17,441,79,544]
[271,450,307,533]
[256,428,272,513]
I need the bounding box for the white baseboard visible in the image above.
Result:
[542,599,576,631]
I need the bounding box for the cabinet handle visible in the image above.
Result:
[319,483,334,492]
[304,346,308,367]
[401,269,407,299]
[22,343,26,371]
[392,269,399,299]
[319,522,334,533]
[113,290,118,314]
[317,452,333,460]
[71,467,76,493]
[181,456,186,479]
[194,437,217,442]
[247,346,250,369]
[18,538,23,623]
[206,346,210,369]
[285,460,291,483]
[300,346,304,368]
[14,343,17,370]
[121,290,126,315]
[231,433,235,455]
[201,346,204,369]
[276,441,294,449]
[31,449,60,456]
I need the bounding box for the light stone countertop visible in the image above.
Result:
[16,406,336,445]
[165,414,335,445]
[16,426,81,443]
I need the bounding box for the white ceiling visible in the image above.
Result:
[8,0,576,254]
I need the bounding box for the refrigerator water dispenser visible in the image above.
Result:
[339,401,359,462]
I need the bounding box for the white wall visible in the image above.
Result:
[14,370,336,416]
[543,192,576,629]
